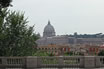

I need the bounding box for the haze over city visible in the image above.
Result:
[10,0,104,36]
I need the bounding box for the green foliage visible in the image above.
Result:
[0,9,39,56]
[78,52,84,56]
[64,52,70,56]
[34,51,49,56]
[98,50,104,56]
[42,58,58,64]
[64,51,73,56]
[64,51,84,56]
[34,51,54,56]
[0,0,12,8]
[69,33,104,38]
[69,51,73,56]
[48,52,54,56]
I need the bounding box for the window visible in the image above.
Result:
[42,48,44,50]
[45,48,47,50]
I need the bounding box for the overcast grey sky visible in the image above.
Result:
[10,0,104,36]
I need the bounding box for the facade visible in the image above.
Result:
[84,45,99,56]
[37,44,70,56]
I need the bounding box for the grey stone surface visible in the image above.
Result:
[84,56,95,68]
[26,56,38,68]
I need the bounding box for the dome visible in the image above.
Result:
[43,21,56,37]
[44,21,55,33]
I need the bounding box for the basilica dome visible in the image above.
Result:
[43,21,56,37]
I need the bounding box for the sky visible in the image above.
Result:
[10,0,104,36]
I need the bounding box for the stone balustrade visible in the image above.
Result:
[0,56,104,69]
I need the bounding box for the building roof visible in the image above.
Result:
[44,21,55,33]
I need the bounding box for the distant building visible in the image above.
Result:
[84,44,99,56]
[37,44,70,56]
[36,21,104,46]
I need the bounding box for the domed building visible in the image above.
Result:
[43,21,56,37]
[36,20,71,46]
[36,21,104,56]
[36,20,104,46]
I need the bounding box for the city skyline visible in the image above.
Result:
[10,0,104,36]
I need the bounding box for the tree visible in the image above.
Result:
[0,0,12,8]
[34,51,50,56]
[0,9,39,56]
[0,0,12,17]
[64,51,73,56]
[98,50,104,56]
